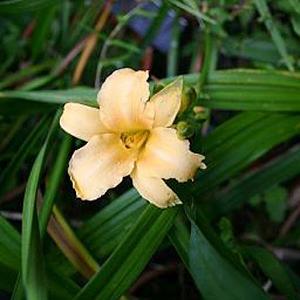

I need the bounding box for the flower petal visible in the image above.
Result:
[60,103,108,141]
[131,168,182,208]
[151,77,183,127]
[97,68,154,132]
[68,134,136,200]
[137,127,206,182]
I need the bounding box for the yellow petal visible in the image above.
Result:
[60,103,108,141]
[137,127,206,182]
[131,168,182,208]
[151,77,183,127]
[68,134,137,200]
[97,68,154,132]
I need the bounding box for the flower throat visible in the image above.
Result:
[120,131,149,149]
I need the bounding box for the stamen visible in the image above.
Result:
[120,131,149,149]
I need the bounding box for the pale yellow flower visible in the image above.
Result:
[60,68,206,208]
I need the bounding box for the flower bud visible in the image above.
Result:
[193,106,208,121]
[179,85,197,114]
[176,121,195,139]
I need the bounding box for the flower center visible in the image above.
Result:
[120,131,149,149]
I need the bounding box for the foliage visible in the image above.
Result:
[0,0,300,299]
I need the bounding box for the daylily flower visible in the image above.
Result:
[60,68,206,208]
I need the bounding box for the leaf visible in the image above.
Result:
[206,69,300,89]
[0,216,21,271]
[31,6,58,60]
[254,0,294,71]
[2,69,300,110]
[243,246,298,300]
[47,206,99,278]
[0,61,53,90]
[264,186,288,223]
[188,211,269,300]
[0,0,60,14]
[48,189,145,277]
[194,112,300,195]
[200,85,300,111]
[0,115,50,196]
[0,262,17,292]
[78,189,146,258]
[288,0,300,14]
[0,87,97,105]
[74,205,178,300]
[211,145,300,216]
[291,15,300,37]
[39,134,72,236]
[168,0,216,24]
[21,111,60,300]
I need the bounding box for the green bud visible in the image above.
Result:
[193,106,209,121]
[176,121,195,139]
[179,85,197,114]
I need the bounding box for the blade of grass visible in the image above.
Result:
[254,0,294,71]
[189,218,269,300]
[0,115,50,196]
[194,113,300,194]
[21,111,60,300]
[0,0,60,13]
[39,134,73,236]
[242,246,298,300]
[168,0,215,24]
[74,205,178,300]
[0,61,53,90]
[211,145,300,216]
[167,12,180,77]
[48,189,145,276]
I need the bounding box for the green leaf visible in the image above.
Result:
[194,112,300,194]
[48,189,145,277]
[31,6,58,60]
[200,84,300,111]
[206,69,300,89]
[168,0,216,24]
[288,0,300,14]
[78,189,146,258]
[210,145,300,216]
[0,115,50,196]
[2,69,300,111]
[0,0,60,14]
[254,0,294,71]
[74,205,178,300]
[264,186,287,223]
[21,111,60,300]
[39,134,72,236]
[189,216,269,300]
[0,216,20,271]
[0,262,17,292]
[0,87,97,105]
[291,15,300,37]
[243,246,298,300]
[0,61,53,90]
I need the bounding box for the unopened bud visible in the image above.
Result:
[179,85,197,114]
[176,121,194,139]
[193,106,208,121]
